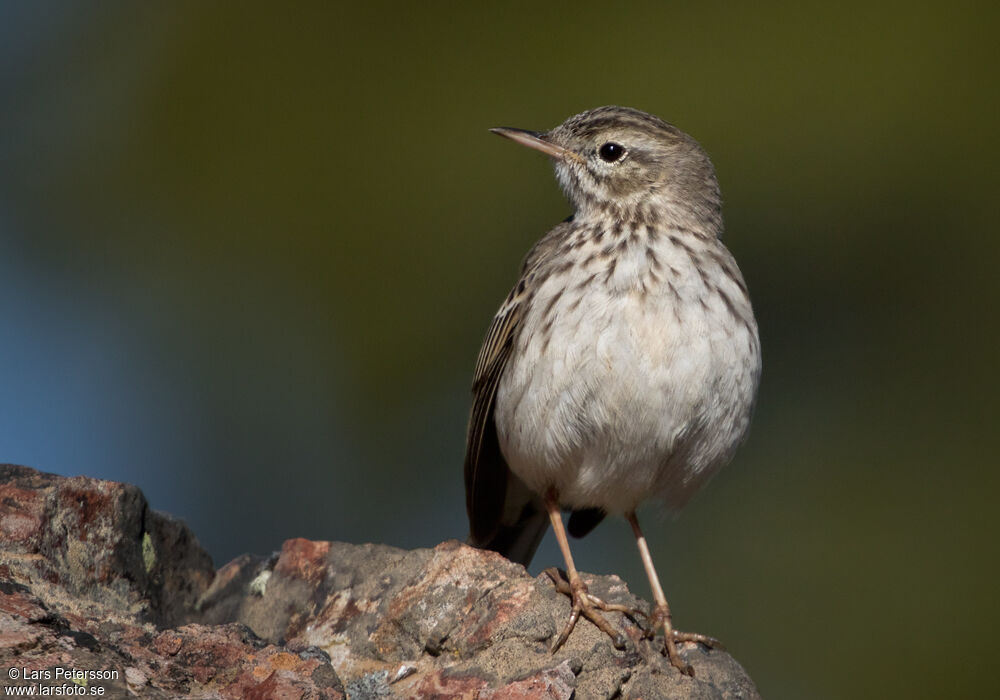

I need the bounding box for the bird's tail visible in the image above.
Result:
[468,501,548,568]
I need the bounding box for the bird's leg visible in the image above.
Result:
[626,511,720,676]
[543,489,629,651]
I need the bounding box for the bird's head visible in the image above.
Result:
[491,106,722,234]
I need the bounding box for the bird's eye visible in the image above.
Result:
[598,142,625,163]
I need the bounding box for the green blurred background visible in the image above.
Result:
[1,2,997,698]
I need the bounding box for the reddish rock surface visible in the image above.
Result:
[0,465,760,699]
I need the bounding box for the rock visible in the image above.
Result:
[0,463,213,627]
[0,465,759,698]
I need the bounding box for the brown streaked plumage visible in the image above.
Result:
[464,106,761,675]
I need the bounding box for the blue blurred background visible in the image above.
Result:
[1,3,997,698]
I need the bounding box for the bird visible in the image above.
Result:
[463,106,761,675]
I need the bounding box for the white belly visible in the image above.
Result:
[494,234,760,513]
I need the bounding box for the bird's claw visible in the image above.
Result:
[543,568,629,650]
[645,603,722,676]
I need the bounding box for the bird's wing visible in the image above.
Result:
[464,223,573,559]
[464,283,526,546]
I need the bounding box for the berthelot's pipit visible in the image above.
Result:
[464,106,761,675]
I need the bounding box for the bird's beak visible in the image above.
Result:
[490,127,584,164]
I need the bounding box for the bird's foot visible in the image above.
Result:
[645,603,722,677]
[543,567,632,651]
